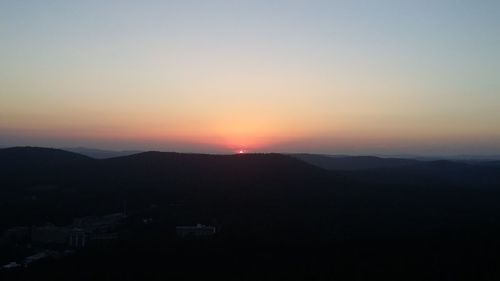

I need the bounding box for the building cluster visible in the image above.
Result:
[1,217,217,270]
[0,213,126,270]
[1,213,125,250]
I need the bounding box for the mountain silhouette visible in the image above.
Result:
[2,147,500,281]
[293,154,420,170]
[0,147,331,194]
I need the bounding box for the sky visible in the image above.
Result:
[1,0,499,155]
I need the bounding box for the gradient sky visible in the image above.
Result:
[1,0,499,155]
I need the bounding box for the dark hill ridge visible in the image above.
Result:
[0,147,331,192]
[0,147,95,188]
[292,153,421,171]
[2,147,499,190]
[0,146,92,162]
[0,147,338,229]
[62,147,141,159]
[106,151,323,176]
[2,148,500,280]
[478,160,500,167]
[293,153,500,187]
[97,151,332,192]
[1,147,500,252]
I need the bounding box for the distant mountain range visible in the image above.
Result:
[292,154,421,171]
[1,146,500,247]
[57,146,500,163]
[1,147,500,280]
[61,147,142,159]
[1,147,498,191]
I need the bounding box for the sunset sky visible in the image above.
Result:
[1,0,499,155]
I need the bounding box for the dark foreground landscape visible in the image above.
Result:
[1,147,500,280]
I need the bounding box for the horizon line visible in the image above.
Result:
[2,145,500,160]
